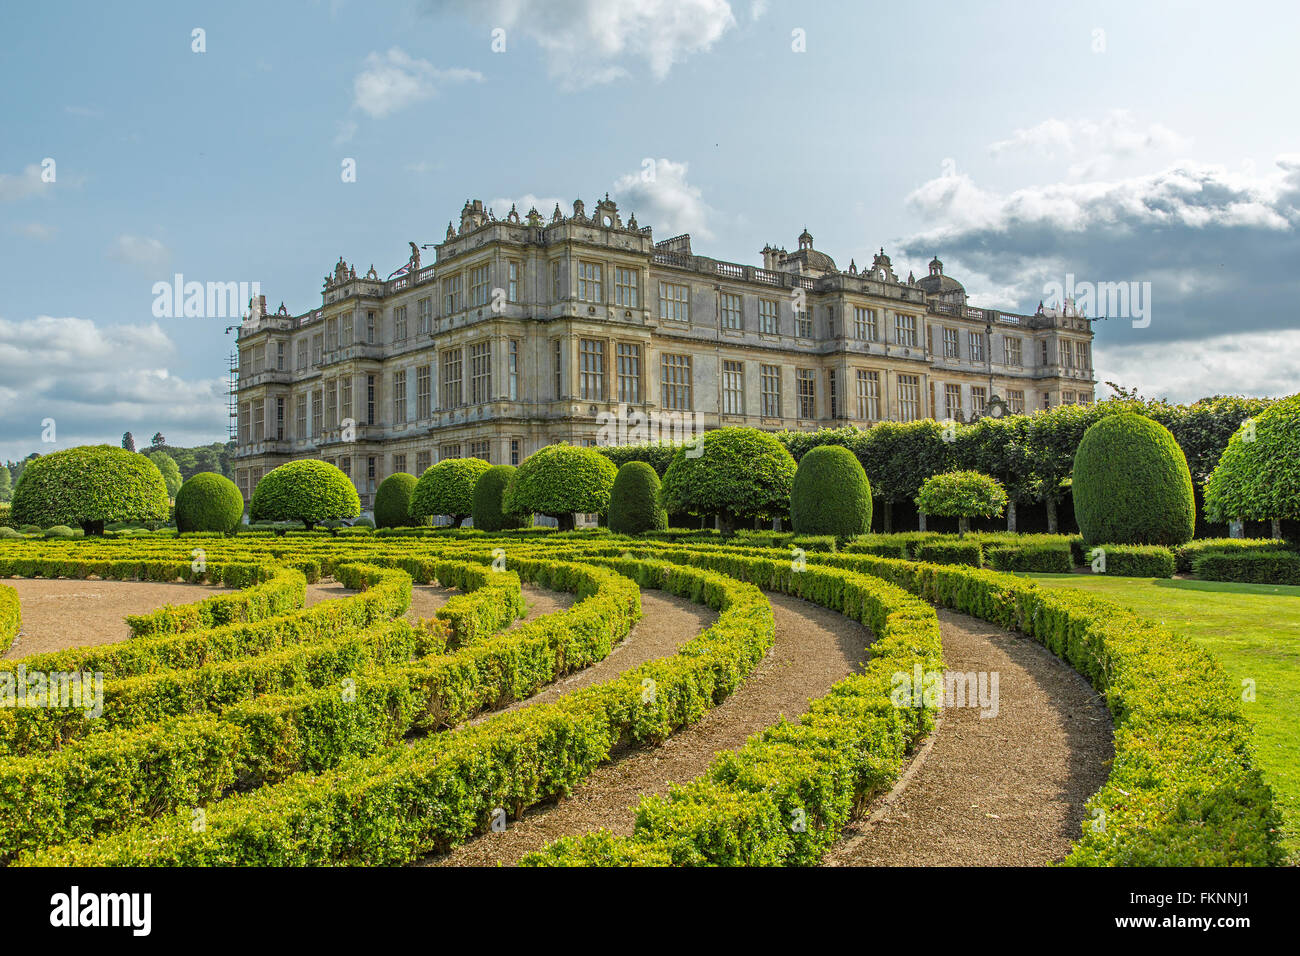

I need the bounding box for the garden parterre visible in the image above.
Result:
[0,528,1284,866]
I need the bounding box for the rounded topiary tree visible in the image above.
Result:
[915,470,1008,536]
[374,472,419,528]
[472,464,530,532]
[608,461,668,535]
[1204,393,1300,537]
[505,444,617,531]
[9,445,170,535]
[410,457,492,527]
[1072,412,1195,546]
[790,445,873,538]
[250,459,360,530]
[174,472,244,533]
[660,427,796,532]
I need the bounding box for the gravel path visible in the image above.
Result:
[824,608,1114,867]
[3,579,233,658]
[426,590,870,867]
[305,582,574,626]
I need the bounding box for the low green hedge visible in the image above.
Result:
[810,552,1283,866]
[20,557,772,865]
[125,566,307,637]
[1174,538,1292,574]
[1084,544,1176,578]
[984,542,1073,573]
[521,558,941,866]
[1192,550,1300,585]
[914,539,983,567]
[0,584,17,656]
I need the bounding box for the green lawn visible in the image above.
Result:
[1024,573,1300,861]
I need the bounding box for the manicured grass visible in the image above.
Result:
[1025,573,1300,861]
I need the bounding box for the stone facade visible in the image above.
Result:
[232,196,1096,510]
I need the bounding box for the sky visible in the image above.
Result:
[2,0,1297,461]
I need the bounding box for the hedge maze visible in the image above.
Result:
[0,527,1283,867]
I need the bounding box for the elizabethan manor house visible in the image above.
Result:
[232,196,1095,509]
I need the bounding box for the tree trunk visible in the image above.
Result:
[918,511,927,532]
[958,515,970,536]
[1272,517,1283,540]
[1229,519,1244,539]
[81,520,105,536]
[1006,500,1017,533]
[882,501,893,534]
[556,513,575,532]
[1045,497,1058,534]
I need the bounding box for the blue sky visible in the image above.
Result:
[2,0,1298,460]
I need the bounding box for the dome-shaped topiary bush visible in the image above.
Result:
[9,445,170,535]
[915,470,1007,535]
[373,473,419,528]
[608,461,668,535]
[790,445,873,538]
[505,444,617,531]
[174,472,244,534]
[410,458,493,527]
[43,525,80,539]
[250,459,360,530]
[1072,412,1195,546]
[472,464,530,532]
[1204,393,1300,527]
[660,427,796,531]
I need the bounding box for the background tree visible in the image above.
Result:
[505,444,618,531]
[472,464,530,532]
[8,445,169,535]
[915,470,1008,535]
[145,450,183,498]
[789,445,872,538]
[859,420,954,532]
[954,416,1038,532]
[374,473,419,528]
[249,460,360,530]
[150,432,166,449]
[1204,393,1300,538]
[174,472,244,533]
[410,457,493,526]
[121,432,136,453]
[1072,412,1195,546]
[0,465,10,503]
[1023,402,1105,532]
[659,427,796,532]
[608,461,668,535]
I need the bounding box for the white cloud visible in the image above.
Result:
[106,234,171,272]
[0,316,227,459]
[612,158,715,239]
[0,164,52,202]
[352,48,482,119]
[988,110,1191,179]
[438,0,737,89]
[1095,329,1300,404]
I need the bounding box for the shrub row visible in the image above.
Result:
[1173,537,1294,574]
[0,561,413,682]
[126,566,308,638]
[0,555,626,858]
[1084,544,1176,578]
[0,585,17,656]
[521,559,941,865]
[811,551,1283,865]
[1192,550,1300,585]
[20,557,773,865]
